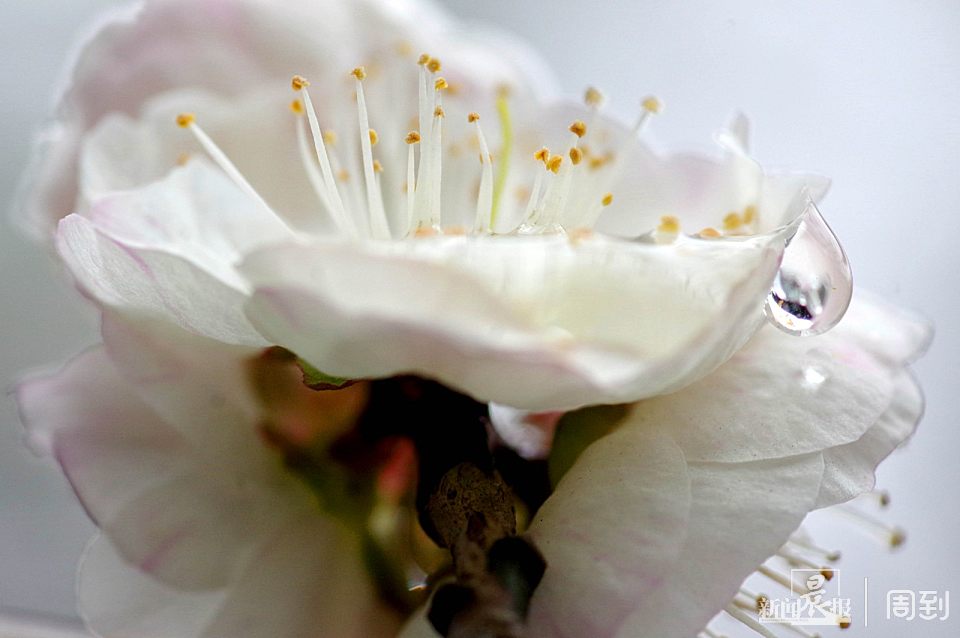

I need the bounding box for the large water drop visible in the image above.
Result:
[764,202,852,336]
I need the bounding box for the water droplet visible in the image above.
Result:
[765,202,852,336]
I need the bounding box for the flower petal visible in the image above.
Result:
[56,161,296,346]
[614,454,825,638]
[815,371,924,507]
[241,231,785,409]
[525,428,690,637]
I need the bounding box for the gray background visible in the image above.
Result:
[1,0,957,635]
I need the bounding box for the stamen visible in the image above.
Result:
[569,147,583,165]
[657,215,680,234]
[428,89,444,227]
[292,76,352,235]
[699,227,722,239]
[293,105,339,226]
[176,113,282,225]
[833,504,906,548]
[786,535,842,563]
[369,128,379,146]
[353,67,391,239]
[602,192,613,206]
[405,131,420,230]
[757,563,808,593]
[427,57,442,74]
[469,113,494,233]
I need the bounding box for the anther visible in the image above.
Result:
[723,212,743,231]
[405,131,422,144]
[743,204,757,224]
[417,53,430,66]
[290,100,304,115]
[584,86,605,108]
[699,227,722,238]
[373,159,383,173]
[642,95,663,114]
[323,130,338,146]
[176,113,195,128]
[468,112,480,123]
[426,57,442,73]
[658,215,680,234]
[569,120,587,138]
[291,75,310,91]
[434,77,448,91]
[434,106,445,118]
[534,147,550,165]
[569,147,583,165]
[547,155,563,174]
[369,129,379,146]
[601,192,613,206]
[351,66,367,80]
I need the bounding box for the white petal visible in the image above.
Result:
[526,428,691,637]
[80,88,335,233]
[633,314,894,465]
[241,231,785,410]
[815,371,924,507]
[56,161,294,346]
[615,454,825,638]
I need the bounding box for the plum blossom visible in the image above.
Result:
[41,0,835,411]
[12,0,933,636]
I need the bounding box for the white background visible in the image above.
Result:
[1,0,957,636]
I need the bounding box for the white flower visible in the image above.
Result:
[13,1,932,637]
[41,0,836,411]
[17,294,930,638]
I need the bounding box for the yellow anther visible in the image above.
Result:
[323,129,338,146]
[290,99,304,115]
[658,215,680,234]
[547,154,563,174]
[405,131,421,144]
[839,618,852,629]
[569,120,587,138]
[351,66,367,81]
[743,204,757,224]
[468,112,480,123]
[396,41,413,56]
[433,106,445,118]
[699,227,722,238]
[821,568,835,581]
[569,147,583,165]
[434,77,449,91]
[723,212,743,231]
[291,75,310,91]
[426,57,442,73]
[176,113,195,128]
[337,168,350,182]
[373,159,383,173]
[534,147,550,165]
[642,95,663,114]
[417,53,430,66]
[584,86,604,107]
[175,153,191,166]
[368,128,379,145]
[890,528,906,548]
[601,192,614,207]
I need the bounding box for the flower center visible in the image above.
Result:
[176,51,761,242]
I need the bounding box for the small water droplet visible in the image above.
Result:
[765,202,852,336]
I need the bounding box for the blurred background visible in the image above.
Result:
[1,0,957,636]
